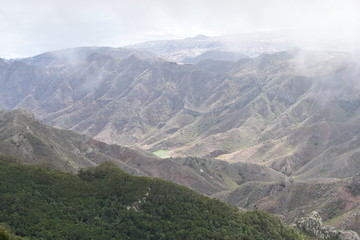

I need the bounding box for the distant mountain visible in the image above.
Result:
[126,31,291,62]
[126,31,360,63]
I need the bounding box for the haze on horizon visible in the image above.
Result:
[1,0,360,58]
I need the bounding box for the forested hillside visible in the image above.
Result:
[0,155,306,240]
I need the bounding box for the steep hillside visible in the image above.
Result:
[218,51,360,179]
[0,48,360,179]
[0,110,284,195]
[214,175,360,235]
[0,109,159,174]
[1,47,360,180]
[0,156,307,240]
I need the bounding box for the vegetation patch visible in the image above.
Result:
[153,149,171,158]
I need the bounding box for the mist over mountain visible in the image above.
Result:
[1,46,360,180]
[126,31,291,62]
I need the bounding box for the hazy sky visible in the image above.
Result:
[1,0,360,58]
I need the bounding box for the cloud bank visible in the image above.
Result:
[1,0,360,58]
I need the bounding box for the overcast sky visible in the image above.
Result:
[1,0,360,58]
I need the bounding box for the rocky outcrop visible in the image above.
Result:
[295,211,360,240]
[347,173,360,196]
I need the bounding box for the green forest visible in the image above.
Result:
[0,154,307,240]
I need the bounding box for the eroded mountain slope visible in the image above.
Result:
[1,48,360,180]
[0,109,285,195]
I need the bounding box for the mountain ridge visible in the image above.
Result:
[1,47,360,181]
[0,109,286,195]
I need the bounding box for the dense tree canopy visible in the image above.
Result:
[0,155,307,240]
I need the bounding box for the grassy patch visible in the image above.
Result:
[215,153,229,160]
[153,150,170,159]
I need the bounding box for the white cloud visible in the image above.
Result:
[1,0,360,58]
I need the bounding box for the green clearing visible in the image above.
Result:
[153,149,170,158]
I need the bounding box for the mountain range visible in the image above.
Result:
[1,41,360,236]
[1,109,359,237]
[1,47,360,180]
